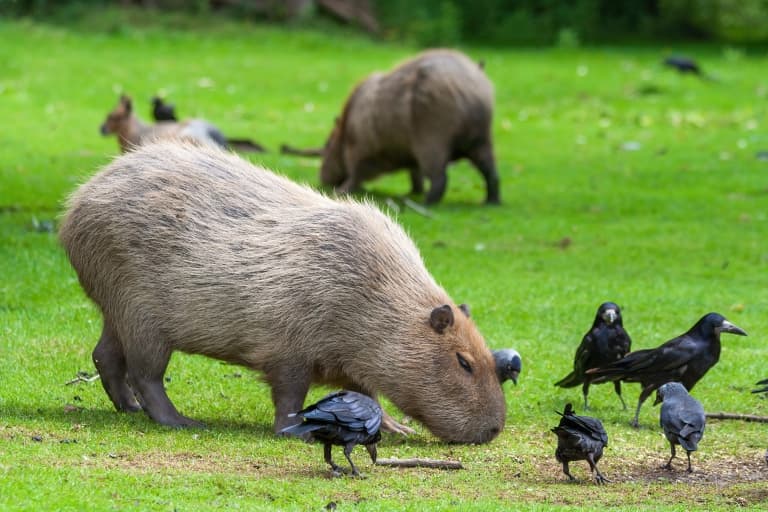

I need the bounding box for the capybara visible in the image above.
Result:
[59,140,506,444]
[320,49,500,205]
[100,94,227,153]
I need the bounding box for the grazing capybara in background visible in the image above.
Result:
[100,94,228,153]
[59,140,506,444]
[320,49,500,205]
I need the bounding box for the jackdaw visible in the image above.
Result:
[551,403,609,484]
[657,382,705,472]
[555,302,632,409]
[493,348,522,385]
[151,96,178,122]
[663,56,702,75]
[587,312,746,427]
[280,390,381,477]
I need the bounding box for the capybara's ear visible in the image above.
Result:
[430,305,454,334]
[459,303,470,318]
[120,94,133,113]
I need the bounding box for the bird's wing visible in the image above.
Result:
[300,391,381,434]
[574,333,595,373]
[588,334,700,380]
[559,413,608,445]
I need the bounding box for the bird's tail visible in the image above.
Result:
[554,371,583,388]
[279,422,323,437]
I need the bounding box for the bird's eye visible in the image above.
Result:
[457,353,473,374]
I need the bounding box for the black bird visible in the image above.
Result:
[663,56,702,75]
[555,302,632,410]
[280,390,382,477]
[152,96,178,122]
[551,403,609,484]
[752,378,768,394]
[587,312,746,427]
[657,382,705,473]
[493,348,522,385]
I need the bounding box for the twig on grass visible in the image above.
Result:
[65,372,100,386]
[403,198,434,218]
[375,458,463,470]
[705,411,768,423]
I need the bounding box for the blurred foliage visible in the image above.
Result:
[4,0,768,44]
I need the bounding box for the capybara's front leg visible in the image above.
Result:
[92,321,141,413]
[267,365,312,434]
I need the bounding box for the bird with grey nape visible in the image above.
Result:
[493,348,522,385]
[587,312,746,428]
[551,403,609,484]
[657,382,705,473]
[280,390,381,477]
[555,302,631,409]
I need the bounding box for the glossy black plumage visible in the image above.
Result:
[658,382,705,473]
[555,302,631,409]
[663,56,702,75]
[493,348,522,385]
[752,378,768,394]
[280,390,382,476]
[587,313,746,427]
[551,403,609,484]
[152,96,178,122]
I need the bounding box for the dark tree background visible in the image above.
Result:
[4,0,768,44]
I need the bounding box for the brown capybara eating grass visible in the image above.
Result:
[59,140,506,444]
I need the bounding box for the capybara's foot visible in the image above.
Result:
[381,413,416,436]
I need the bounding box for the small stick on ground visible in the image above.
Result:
[65,373,101,386]
[403,198,434,218]
[705,412,768,423]
[385,198,401,214]
[375,458,463,470]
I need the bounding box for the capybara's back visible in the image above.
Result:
[320,49,499,205]
[59,140,505,443]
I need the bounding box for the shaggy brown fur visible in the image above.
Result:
[59,140,505,444]
[100,94,227,153]
[320,49,500,205]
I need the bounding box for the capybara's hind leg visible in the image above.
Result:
[467,140,500,204]
[416,150,449,204]
[92,321,141,413]
[123,338,202,428]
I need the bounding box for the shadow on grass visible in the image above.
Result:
[0,401,274,437]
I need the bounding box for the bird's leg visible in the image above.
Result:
[582,382,590,410]
[324,443,343,477]
[343,443,363,478]
[664,443,676,470]
[586,454,609,484]
[562,461,576,481]
[685,450,693,473]
[631,386,654,428]
[614,381,627,410]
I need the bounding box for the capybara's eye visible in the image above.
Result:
[457,353,472,374]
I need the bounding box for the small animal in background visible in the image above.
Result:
[152,96,178,122]
[100,94,227,153]
[555,302,632,410]
[493,348,522,385]
[587,313,746,427]
[663,56,702,75]
[280,391,382,477]
[319,48,500,205]
[151,96,267,153]
[657,382,705,473]
[551,403,609,484]
[752,378,768,394]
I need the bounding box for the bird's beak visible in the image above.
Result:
[366,443,377,464]
[603,309,617,325]
[510,371,519,385]
[100,123,109,136]
[653,390,663,406]
[720,320,747,336]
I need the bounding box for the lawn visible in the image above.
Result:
[1,7,767,511]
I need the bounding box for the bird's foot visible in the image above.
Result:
[630,419,640,429]
[594,473,610,485]
[330,469,344,478]
[662,463,673,471]
[381,413,416,436]
[686,467,693,474]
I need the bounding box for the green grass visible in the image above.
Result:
[1,8,768,511]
